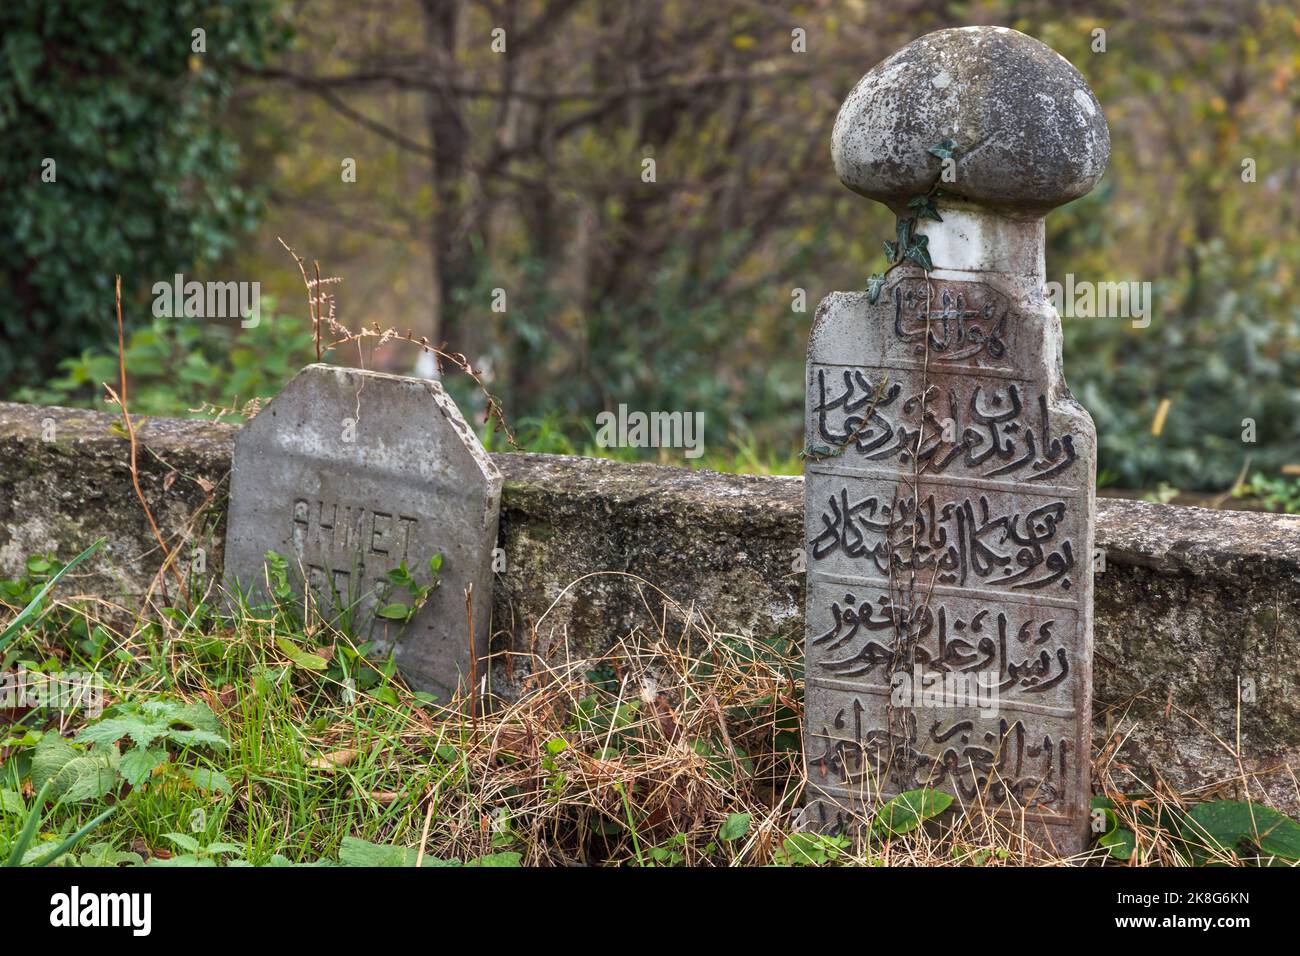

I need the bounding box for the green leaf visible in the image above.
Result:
[377,603,411,622]
[185,768,232,794]
[872,788,953,837]
[1185,800,1300,861]
[772,832,848,866]
[1100,825,1136,860]
[59,755,121,802]
[166,728,230,750]
[718,812,751,843]
[905,234,934,271]
[0,539,104,655]
[907,193,943,222]
[205,842,245,856]
[30,733,78,792]
[882,239,898,262]
[163,832,203,854]
[464,852,522,867]
[0,790,24,815]
[276,637,328,670]
[338,836,416,867]
[895,217,913,256]
[866,273,886,305]
[78,842,144,867]
[119,746,169,787]
[144,700,223,735]
[76,715,170,750]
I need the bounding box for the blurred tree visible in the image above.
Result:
[0,0,290,386]
[235,0,920,433]
[9,0,1298,489]
[225,0,1300,485]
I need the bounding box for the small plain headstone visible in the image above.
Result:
[803,26,1109,854]
[224,364,502,701]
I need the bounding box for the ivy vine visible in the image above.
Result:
[866,138,959,304]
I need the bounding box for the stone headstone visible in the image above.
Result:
[803,26,1108,854]
[224,364,502,700]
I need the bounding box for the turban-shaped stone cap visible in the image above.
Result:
[832,26,1110,215]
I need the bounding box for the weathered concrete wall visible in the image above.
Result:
[3,401,1299,813]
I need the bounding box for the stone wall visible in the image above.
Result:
[3,400,1299,813]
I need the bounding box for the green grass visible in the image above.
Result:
[2,554,1298,867]
[477,412,803,476]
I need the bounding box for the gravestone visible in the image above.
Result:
[224,364,502,701]
[803,26,1108,855]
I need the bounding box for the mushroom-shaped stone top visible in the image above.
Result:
[832,26,1109,215]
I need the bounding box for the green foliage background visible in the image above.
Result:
[3,2,1299,492]
[0,0,288,387]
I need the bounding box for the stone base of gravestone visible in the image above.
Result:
[224,364,502,701]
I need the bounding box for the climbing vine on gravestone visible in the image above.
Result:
[866,139,958,303]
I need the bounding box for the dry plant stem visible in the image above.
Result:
[105,275,186,598]
[277,237,519,449]
[465,582,478,728]
[415,786,436,869]
[313,260,323,362]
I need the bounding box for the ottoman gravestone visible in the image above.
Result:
[802,26,1108,855]
[224,364,502,701]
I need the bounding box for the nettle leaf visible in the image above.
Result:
[905,234,934,271]
[866,273,886,305]
[185,767,232,794]
[30,732,79,792]
[166,728,230,751]
[119,746,169,787]
[142,700,223,735]
[75,715,170,751]
[0,789,25,815]
[58,754,121,802]
[928,138,958,160]
[872,787,954,837]
[163,832,202,854]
